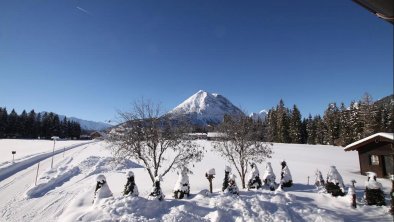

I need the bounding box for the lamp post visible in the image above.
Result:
[205,168,216,193]
[50,136,59,168]
[390,174,394,215]
[11,151,16,163]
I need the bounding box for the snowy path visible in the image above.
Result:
[0,141,94,182]
[0,143,95,222]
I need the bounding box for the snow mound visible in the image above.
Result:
[25,157,80,198]
[61,190,344,222]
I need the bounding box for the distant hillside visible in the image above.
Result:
[40,112,112,131]
[374,94,394,107]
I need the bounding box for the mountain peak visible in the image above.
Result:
[168,90,244,125]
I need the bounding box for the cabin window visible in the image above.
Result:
[370,155,379,165]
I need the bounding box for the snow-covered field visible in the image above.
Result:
[0,140,392,221]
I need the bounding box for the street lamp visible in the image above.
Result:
[11,151,16,163]
[205,168,216,193]
[50,136,59,168]
[390,174,394,215]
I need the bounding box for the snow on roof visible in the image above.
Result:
[344,132,393,151]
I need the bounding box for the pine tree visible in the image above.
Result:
[289,105,303,144]
[276,100,290,143]
[349,101,363,142]
[338,103,352,146]
[0,107,8,138]
[323,103,340,145]
[265,109,278,142]
[306,114,316,144]
[314,115,325,144]
[19,110,28,138]
[26,110,37,138]
[7,109,19,138]
[360,93,375,138]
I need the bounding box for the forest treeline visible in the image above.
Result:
[0,108,81,139]
[224,93,393,147]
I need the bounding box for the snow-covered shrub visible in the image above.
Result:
[262,162,276,191]
[124,171,139,197]
[314,169,325,188]
[364,172,385,206]
[224,174,239,195]
[280,161,292,188]
[247,163,262,190]
[222,166,231,192]
[148,175,165,201]
[325,166,345,197]
[94,174,113,203]
[173,167,190,199]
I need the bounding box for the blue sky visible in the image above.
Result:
[0,1,392,123]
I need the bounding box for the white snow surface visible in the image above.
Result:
[168,90,244,125]
[0,140,392,221]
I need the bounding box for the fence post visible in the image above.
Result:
[35,162,40,186]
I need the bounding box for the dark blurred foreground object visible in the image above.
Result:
[353,0,394,24]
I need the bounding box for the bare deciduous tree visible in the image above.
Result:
[108,99,204,182]
[213,115,273,188]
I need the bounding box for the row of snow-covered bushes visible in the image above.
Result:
[315,167,386,206]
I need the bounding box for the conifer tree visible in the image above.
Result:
[7,109,19,138]
[26,110,37,138]
[314,115,325,144]
[306,114,316,144]
[19,110,28,138]
[359,93,375,138]
[339,103,352,146]
[289,105,302,143]
[0,108,8,138]
[323,103,340,145]
[276,99,290,143]
[349,101,363,142]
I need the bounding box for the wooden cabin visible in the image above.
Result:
[344,133,393,178]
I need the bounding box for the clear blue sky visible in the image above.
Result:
[0,0,392,123]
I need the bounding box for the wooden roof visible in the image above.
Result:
[344,132,393,151]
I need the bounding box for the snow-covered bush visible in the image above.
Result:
[247,163,262,190]
[224,174,239,195]
[123,171,139,197]
[325,166,345,197]
[173,167,190,199]
[364,172,385,206]
[280,161,292,188]
[262,162,276,191]
[314,169,325,188]
[148,175,165,201]
[94,174,113,203]
[222,166,231,192]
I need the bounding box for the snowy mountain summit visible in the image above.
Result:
[167,90,244,125]
[249,110,268,121]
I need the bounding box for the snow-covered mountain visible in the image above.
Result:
[65,116,112,131]
[40,112,112,131]
[249,110,268,121]
[167,90,244,125]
